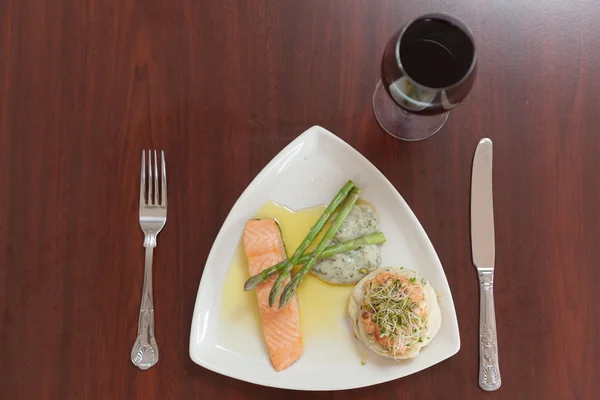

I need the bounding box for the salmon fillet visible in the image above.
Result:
[242,219,303,371]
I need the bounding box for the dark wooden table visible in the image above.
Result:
[2,0,600,399]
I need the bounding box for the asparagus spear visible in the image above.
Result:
[279,187,362,307]
[267,180,355,307]
[243,232,386,291]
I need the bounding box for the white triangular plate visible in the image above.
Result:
[189,126,460,390]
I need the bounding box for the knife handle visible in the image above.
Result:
[478,270,501,391]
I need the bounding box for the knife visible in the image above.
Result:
[471,138,501,391]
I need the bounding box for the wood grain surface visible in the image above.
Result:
[1,0,600,398]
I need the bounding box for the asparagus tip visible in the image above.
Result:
[268,286,280,307]
[279,285,294,307]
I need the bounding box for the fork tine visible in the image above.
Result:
[140,150,146,205]
[153,150,159,206]
[161,151,167,207]
[148,150,153,204]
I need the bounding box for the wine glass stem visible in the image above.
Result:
[372,80,449,141]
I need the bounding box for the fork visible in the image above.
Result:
[131,150,167,370]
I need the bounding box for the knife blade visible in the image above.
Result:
[471,138,495,270]
[471,138,501,391]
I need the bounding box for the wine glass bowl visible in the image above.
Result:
[373,13,477,140]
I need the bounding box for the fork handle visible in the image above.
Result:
[131,244,159,370]
[478,270,501,391]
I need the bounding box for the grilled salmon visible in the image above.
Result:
[242,219,303,371]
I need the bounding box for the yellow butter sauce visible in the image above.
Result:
[220,200,354,342]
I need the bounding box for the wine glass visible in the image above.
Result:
[373,13,477,141]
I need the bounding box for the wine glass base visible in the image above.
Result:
[372,81,449,141]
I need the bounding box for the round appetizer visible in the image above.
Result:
[311,204,382,285]
[348,267,441,359]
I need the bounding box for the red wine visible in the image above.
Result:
[401,39,461,89]
[381,15,476,115]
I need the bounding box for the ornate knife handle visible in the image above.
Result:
[478,270,501,391]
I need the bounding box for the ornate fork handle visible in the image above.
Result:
[478,270,501,391]
[131,240,159,370]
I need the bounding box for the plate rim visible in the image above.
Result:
[189,125,460,390]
